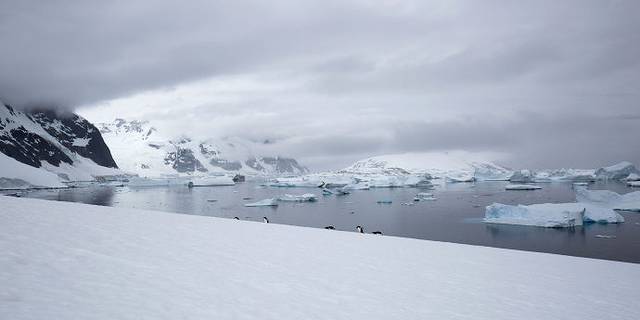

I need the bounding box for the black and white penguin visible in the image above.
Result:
[356,225,364,233]
[324,225,335,230]
[263,216,269,223]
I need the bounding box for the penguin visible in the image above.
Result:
[372,231,383,235]
[263,216,269,223]
[233,217,240,220]
[356,225,364,233]
[324,225,335,230]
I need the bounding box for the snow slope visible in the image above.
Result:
[97,119,308,177]
[1,196,639,320]
[340,151,511,181]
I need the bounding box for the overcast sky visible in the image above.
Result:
[1,0,639,170]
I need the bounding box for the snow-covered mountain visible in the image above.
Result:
[0,101,121,189]
[339,152,512,181]
[97,119,308,177]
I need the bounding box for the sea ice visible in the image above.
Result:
[188,176,235,187]
[628,181,640,188]
[509,170,535,183]
[414,192,437,201]
[623,173,640,181]
[244,198,279,207]
[278,193,318,202]
[505,184,542,191]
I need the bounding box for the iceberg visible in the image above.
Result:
[595,161,639,181]
[629,181,640,188]
[509,170,535,183]
[341,182,370,190]
[576,188,640,212]
[244,198,278,207]
[623,173,640,181]
[484,203,585,228]
[278,193,318,202]
[402,175,435,188]
[532,169,596,182]
[368,176,405,188]
[414,192,437,201]
[505,184,542,191]
[187,176,235,187]
[445,173,475,183]
[268,177,323,188]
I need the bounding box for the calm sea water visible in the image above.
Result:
[12,180,640,263]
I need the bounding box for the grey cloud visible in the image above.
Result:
[1,0,639,170]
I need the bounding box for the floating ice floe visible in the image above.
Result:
[505,184,542,191]
[445,173,475,183]
[268,177,323,188]
[244,198,278,207]
[573,182,590,186]
[623,173,640,181]
[628,181,640,188]
[414,192,437,201]
[576,188,640,212]
[187,176,235,187]
[278,193,318,202]
[595,161,639,181]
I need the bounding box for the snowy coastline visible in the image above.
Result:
[1,196,639,319]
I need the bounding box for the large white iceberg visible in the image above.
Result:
[595,161,639,181]
[576,188,640,212]
[485,203,585,228]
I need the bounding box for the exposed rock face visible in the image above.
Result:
[30,110,117,168]
[1,103,117,170]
